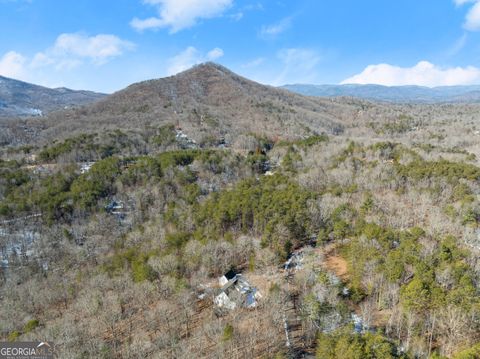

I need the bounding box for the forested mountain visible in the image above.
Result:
[1,64,480,358]
[32,63,354,143]
[0,75,106,118]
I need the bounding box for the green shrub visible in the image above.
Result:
[103,247,156,282]
[131,260,156,283]
[121,156,162,186]
[23,319,39,333]
[246,153,269,173]
[151,124,176,146]
[165,232,191,250]
[222,324,234,342]
[282,146,302,172]
[316,330,402,359]
[462,208,479,226]
[295,134,329,148]
[157,150,199,169]
[8,331,20,342]
[360,194,374,214]
[453,343,480,359]
[70,157,122,209]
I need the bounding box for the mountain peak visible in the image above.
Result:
[180,62,234,76]
[45,63,352,142]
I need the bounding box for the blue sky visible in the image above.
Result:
[1,0,480,92]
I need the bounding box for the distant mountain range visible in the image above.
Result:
[281,84,480,103]
[0,76,106,118]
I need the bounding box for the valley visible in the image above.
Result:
[0,64,480,358]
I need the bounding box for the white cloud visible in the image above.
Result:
[32,33,135,69]
[455,0,475,5]
[54,33,134,62]
[0,0,33,3]
[274,48,321,85]
[167,47,199,75]
[455,0,480,31]
[342,61,480,87]
[228,3,263,22]
[464,1,480,30]
[167,46,224,75]
[130,17,164,32]
[131,0,233,33]
[242,57,265,68]
[229,12,243,21]
[0,51,27,79]
[260,17,292,37]
[207,48,224,60]
[0,32,134,87]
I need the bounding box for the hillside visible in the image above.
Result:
[34,63,362,144]
[0,75,106,118]
[282,83,480,103]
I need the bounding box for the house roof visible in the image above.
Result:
[215,273,261,310]
[220,278,237,293]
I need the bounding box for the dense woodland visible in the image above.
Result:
[1,65,480,358]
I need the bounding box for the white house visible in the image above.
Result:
[214,271,262,310]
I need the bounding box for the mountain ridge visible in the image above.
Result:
[281,83,480,103]
[0,75,106,118]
